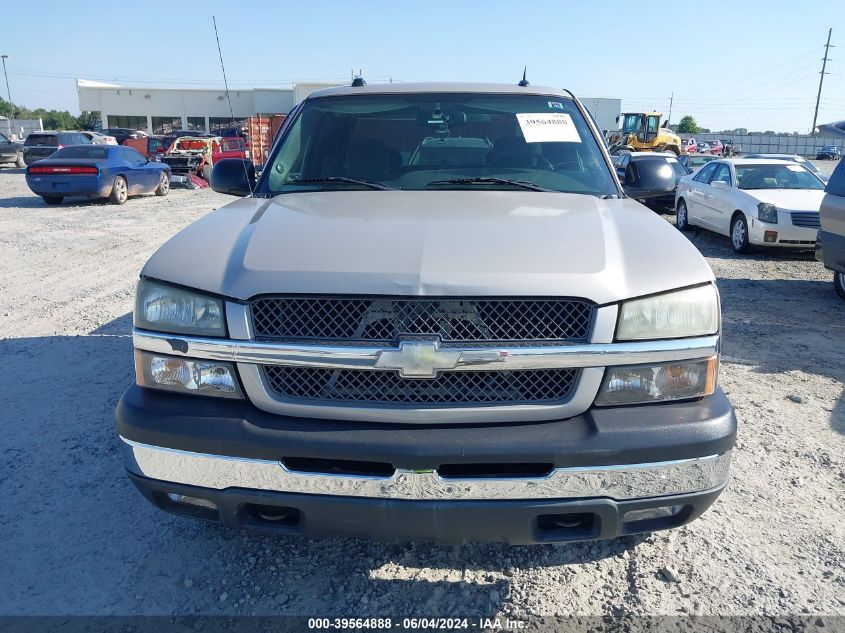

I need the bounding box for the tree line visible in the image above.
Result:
[0,96,98,131]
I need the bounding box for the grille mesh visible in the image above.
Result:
[790,212,821,229]
[262,366,579,405]
[251,297,594,343]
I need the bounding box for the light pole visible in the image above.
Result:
[1,55,13,139]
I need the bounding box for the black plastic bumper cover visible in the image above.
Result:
[116,385,736,470]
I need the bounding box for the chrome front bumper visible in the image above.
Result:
[120,436,731,502]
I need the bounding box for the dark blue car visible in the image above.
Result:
[25,145,171,205]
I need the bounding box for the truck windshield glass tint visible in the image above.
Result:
[263,93,615,196]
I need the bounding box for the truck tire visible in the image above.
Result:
[835,271,845,299]
[665,145,680,156]
[109,176,128,205]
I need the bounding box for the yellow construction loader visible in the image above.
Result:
[607,112,682,156]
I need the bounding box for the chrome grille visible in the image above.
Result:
[250,297,595,343]
[262,366,579,406]
[790,212,821,228]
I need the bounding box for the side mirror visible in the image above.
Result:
[210,158,256,196]
[622,158,676,199]
[711,180,729,189]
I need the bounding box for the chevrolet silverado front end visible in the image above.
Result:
[116,82,735,544]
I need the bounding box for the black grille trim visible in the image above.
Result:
[250,296,595,343]
[262,366,580,406]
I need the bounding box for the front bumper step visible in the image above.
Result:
[120,436,731,502]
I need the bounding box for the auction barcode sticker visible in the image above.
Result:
[516,112,582,143]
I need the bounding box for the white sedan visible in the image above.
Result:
[675,158,825,253]
[80,131,118,145]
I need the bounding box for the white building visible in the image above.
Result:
[76,79,340,134]
[77,79,622,136]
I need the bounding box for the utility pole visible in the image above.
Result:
[668,92,674,125]
[812,28,833,136]
[1,55,13,139]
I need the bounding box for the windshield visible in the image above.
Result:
[263,93,615,196]
[665,157,687,176]
[51,146,109,159]
[24,134,57,147]
[689,155,716,167]
[735,164,825,190]
[620,114,643,135]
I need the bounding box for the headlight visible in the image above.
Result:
[617,285,719,341]
[135,351,242,399]
[757,202,779,224]
[134,279,225,336]
[595,357,718,406]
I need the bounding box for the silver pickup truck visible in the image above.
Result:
[116,82,736,544]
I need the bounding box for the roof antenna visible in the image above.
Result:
[213,16,254,196]
[518,66,529,87]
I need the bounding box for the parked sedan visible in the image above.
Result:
[707,140,724,156]
[25,144,170,205]
[679,153,718,172]
[816,146,841,160]
[101,128,147,145]
[675,159,825,253]
[81,131,118,145]
[698,142,711,155]
[681,138,697,154]
[0,131,24,167]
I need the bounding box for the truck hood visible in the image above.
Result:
[141,191,714,305]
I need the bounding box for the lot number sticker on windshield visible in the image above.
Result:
[516,113,581,143]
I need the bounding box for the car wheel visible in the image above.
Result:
[834,272,845,299]
[730,213,751,253]
[676,199,691,231]
[15,152,25,168]
[201,164,212,182]
[155,171,170,196]
[42,196,63,205]
[109,176,128,205]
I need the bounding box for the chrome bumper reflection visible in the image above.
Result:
[120,437,731,501]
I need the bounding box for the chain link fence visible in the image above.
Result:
[679,132,841,157]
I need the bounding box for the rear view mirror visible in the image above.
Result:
[210,158,256,196]
[622,158,676,199]
[711,180,729,189]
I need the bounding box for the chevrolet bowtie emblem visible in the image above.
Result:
[375,339,507,379]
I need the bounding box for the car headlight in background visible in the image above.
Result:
[595,357,718,406]
[135,351,242,398]
[134,278,225,336]
[757,203,778,224]
[616,284,719,341]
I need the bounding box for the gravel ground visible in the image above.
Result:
[0,162,843,618]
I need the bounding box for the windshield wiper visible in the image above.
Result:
[287,177,394,190]
[426,177,553,192]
